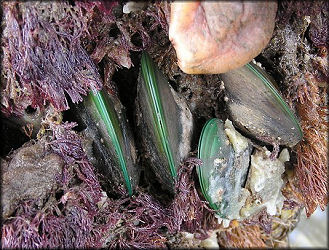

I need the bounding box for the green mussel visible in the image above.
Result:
[221,61,303,147]
[197,118,252,220]
[74,89,139,196]
[136,52,193,194]
[197,118,290,225]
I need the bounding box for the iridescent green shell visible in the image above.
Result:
[136,52,193,193]
[197,118,251,219]
[74,89,139,196]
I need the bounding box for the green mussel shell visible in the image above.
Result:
[221,62,303,147]
[136,52,193,194]
[74,90,139,196]
[197,118,252,220]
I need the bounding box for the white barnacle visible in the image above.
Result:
[220,80,225,90]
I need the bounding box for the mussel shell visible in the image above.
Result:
[136,52,193,194]
[73,90,139,196]
[221,62,302,147]
[197,118,252,220]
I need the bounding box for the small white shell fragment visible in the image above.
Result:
[279,148,290,162]
[304,15,311,24]
[208,173,223,204]
[215,215,231,228]
[183,232,194,240]
[200,230,220,248]
[180,232,201,247]
[224,119,249,154]
[96,191,108,208]
[214,158,222,166]
[123,1,147,14]
[220,80,225,90]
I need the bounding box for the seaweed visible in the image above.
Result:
[277,0,329,47]
[1,122,105,248]
[76,0,119,16]
[2,122,215,248]
[170,158,216,237]
[280,25,329,217]
[1,2,214,248]
[262,0,328,217]
[294,76,328,216]
[103,158,216,248]
[1,2,102,116]
[218,224,267,248]
[243,209,273,235]
[1,0,328,248]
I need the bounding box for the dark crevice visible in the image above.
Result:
[68,0,75,7]
[25,105,38,115]
[190,115,207,152]
[0,117,29,157]
[62,99,87,133]
[168,79,178,92]
[109,24,120,39]
[131,33,143,48]
[112,51,141,132]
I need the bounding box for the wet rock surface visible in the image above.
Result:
[169,1,277,74]
[2,139,64,218]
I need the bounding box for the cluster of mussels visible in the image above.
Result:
[65,52,303,226]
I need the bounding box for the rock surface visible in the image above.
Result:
[169,1,277,74]
[2,139,64,218]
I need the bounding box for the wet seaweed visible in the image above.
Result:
[2,122,104,248]
[104,158,216,248]
[243,209,273,235]
[294,76,328,216]
[218,224,267,248]
[1,2,102,116]
[2,121,215,248]
[1,0,328,248]
[263,0,328,217]
[277,0,329,47]
[279,22,329,216]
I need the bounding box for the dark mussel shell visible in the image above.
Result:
[73,89,139,196]
[136,52,193,194]
[221,62,303,147]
